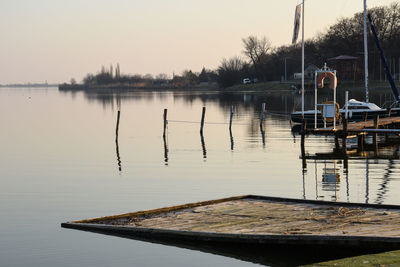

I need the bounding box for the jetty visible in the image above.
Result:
[62,195,400,265]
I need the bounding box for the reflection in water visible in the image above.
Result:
[321,161,340,201]
[163,134,169,166]
[58,87,400,204]
[200,133,207,159]
[376,159,395,204]
[229,128,234,151]
[300,131,400,203]
[260,123,265,148]
[62,227,384,267]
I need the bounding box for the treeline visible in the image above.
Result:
[218,2,400,87]
[70,2,400,89]
[78,64,218,88]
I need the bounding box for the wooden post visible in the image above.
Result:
[229,105,233,130]
[115,110,121,172]
[374,115,380,129]
[115,110,121,140]
[163,109,168,138]
[357,133,365,151]
[200,107,206,134]
[260,103,266,126]
[301,119,307,134]
[373,115,379,152]
[334,135,340,150]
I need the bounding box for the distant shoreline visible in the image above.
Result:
[58,80,396,93]
[0,84,59,88]
[58,83,219,92]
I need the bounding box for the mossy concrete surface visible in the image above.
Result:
[303,249,400,267]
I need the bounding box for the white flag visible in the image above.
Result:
[292,4,301,44]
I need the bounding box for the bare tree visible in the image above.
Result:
[242,36,272,80]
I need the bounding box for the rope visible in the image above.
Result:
[168,120,249,126]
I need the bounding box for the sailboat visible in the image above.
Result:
[290,0,400,125]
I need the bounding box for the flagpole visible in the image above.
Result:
[301,0,305,118]
[364,0,369,102]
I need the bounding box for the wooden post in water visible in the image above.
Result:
[163,109,168,138]
[116,110,121,141]
[229,105,233,130]
[115,110,122,172]
[200,107,206,134]
[373,115,379,151]
[260,103,266,126]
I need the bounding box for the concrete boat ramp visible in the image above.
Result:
[62,195,400,265]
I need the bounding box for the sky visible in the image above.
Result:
[0,0,397,84]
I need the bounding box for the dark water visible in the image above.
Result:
[1,87,400,267]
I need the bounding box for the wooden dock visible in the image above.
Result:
[62,195,400,250]
[309,116,400,135]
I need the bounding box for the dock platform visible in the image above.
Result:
[62,195,400,250]
[308,116,400,135]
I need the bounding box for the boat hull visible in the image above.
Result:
[291,108,400,124]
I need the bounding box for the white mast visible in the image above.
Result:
[301,0,305,118]
[364,0,369,102]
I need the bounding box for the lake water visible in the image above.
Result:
[1,86,400,266]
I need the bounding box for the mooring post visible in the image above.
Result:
[163,109,168,138]
[260,103,266,126]
[116,110,121,140]
[200,107,206,134]
[229,105,234,130]
[374,115,379,129]
[115,110,121,172]
[357,133,365,151]
[334,135,340,150]
[301,119,307,134]
[373,115,379,151]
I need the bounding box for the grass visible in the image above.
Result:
[302,250,400,267]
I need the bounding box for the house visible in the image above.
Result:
[293,64,319,79]
[327,55,360,81]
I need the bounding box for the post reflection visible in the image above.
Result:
[260,123,266,148]
[229,128,234,151]
[200,133,207,159]
[163,134,169,166]
[301,132,400,203]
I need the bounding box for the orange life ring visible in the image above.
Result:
[320,101,340,123]
[317,71,337,90]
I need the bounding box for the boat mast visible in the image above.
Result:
[364,0,369,102]
[301,0,305,118]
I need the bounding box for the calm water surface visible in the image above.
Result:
[1,87,400,266]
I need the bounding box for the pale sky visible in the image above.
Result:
[0,0,396,84]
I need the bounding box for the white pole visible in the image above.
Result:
[314,71,317,129]
[345,91,349,120]
[364,0,369,102]
[301,0,305,118]
[333,70,337,130]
